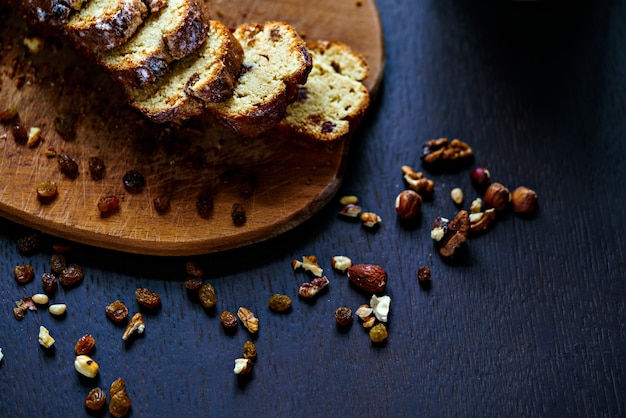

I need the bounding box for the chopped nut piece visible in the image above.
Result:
[469,208,496,234]
[21,297,37,311]
[106,300,129,323]
[237,307,259,334]
[369,323,389,343]
[75,355,99,378]
[339,195,358,205]
[243,340,257,360]
[431,210,470,258]
[355,304,373,319]
[338,203,362,218]
[27,127,41,148]
[483,182,511,211]
[44,147,57,158]
[75,334,96,355]
[220,311,238,329]
[298,276,330,298]
[49,303,67,316]
[450,188,464,205]
[31,293,49,305]
[361,212,381,228]
[331,255,352,273]
[38,326,55,348]
[0,348,3,362]
[122,313,145,340]
[233,358,254,375]
[347,264,388,293]
[268,294,292,312]
[421,138,473,166]
[362,316,376,328]
[402,166,435,194]
[292,255,323,277]
[84,387,107,411]
[395,189,422,220]
[511,186,538,214]
[13,305,27,321]
[469,197,483,214]
[334,307,353,327]
[370,295,391,322]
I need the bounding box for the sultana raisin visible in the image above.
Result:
[231,203,247,226]
[105,300,129,323]
[135,287,161,309]
[185,261,204,278]
[122,170,145,193]
[49,253,66,274]
[196,189,214,218]
[53,113,76,140]
[334,307,353,327]
[198,283,217,309]
[57,152,79,179]
[59,264,84,287]
[109,378,126,397]
[84,387,107,411]
[88,157,106,180]
[184,277,203,291]
[14,264,35,284]
[243,340,256,360]
[41,272,58,293]
[220,311,238,329]
[75,334,96,355]
[36,181,58,202]
[268,294,292,312]
[17,233,40,255]
[369,323,388,343]
[97,195,120,214]
[153,196,170,214]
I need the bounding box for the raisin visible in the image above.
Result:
[321,121,336,133]
[88,157,106,180]
[184,277,203,291]
[98,195,120,214]
[105,300,129,323]
[239,173,257,198]
[84,387,107,411]
[17,233,40,255]
[14,264,35,284]
[198,283,217,309]
[135,287,161,309]
[58,153,79,179]
[268,294,292,312]
[185,261,204,278]
[74,334,96,355]
[109,390,131,418]
[153,196,170,214]
[0,107,18,123]
[53,113,76,140]
[220,311,238,329]
[196,189,214,218]
[109,378,126,397]
[369,323,388,343]
[36,181,58,203]
[122,170,145,193]
[59,264,84,286]
[417,266,431,283]
[231,203,247,226]
[243,340,256,360]
[334,307,353,327]
[49,253,66,274]
[11,121,28,144]
[41,272,58,293]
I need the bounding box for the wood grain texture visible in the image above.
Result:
[0,0,384,256]
[0,1,624,417]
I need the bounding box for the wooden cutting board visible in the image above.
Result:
[0,0,384,256]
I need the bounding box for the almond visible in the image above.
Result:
[347,264,388,293]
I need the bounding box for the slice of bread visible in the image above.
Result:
[97,0,209,87]
[203,21,312,138]
[63,0,149,54]
[6,0,85,32]
[124,20,244,122]
[270,40,370,142]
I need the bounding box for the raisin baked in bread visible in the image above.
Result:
[96,0,209,87]
[203,21,312,138]
[270,40,370,142]
[8,0,86,28]
[124,20,244,122]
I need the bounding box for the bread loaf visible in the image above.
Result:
[203,21,312,138]
[125,20,244,122]
[97,0,210,87]
[63,0,149,53]
[270,40,370,142]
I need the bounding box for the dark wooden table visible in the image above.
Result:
[1,0,625,416]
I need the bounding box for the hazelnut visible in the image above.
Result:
[483,182,510,211]
[347,264,388,293]
[511,186,538,214]
[469,167,491,191]
[395,190,422,220]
